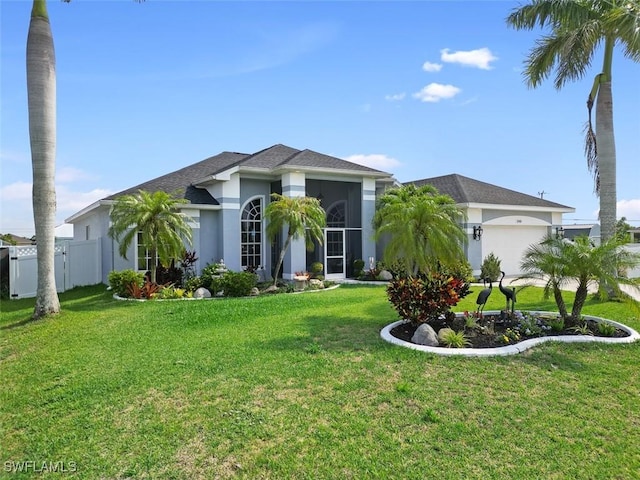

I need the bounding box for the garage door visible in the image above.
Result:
[481,226,547,276]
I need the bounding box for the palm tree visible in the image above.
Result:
[27,0,60,319]
[264,194,326,287]
[373,184,467,276]
[108,190,193,284]
[506,0,640,243]
[519,235,640,325]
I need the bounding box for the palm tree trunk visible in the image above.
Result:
[596,80,616,244]
[27,0,60,318]
[552,284,568,321]
[272,235,292,287]
[570,281,589,324]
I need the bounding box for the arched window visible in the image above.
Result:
[326,201,346,228]
[241,197,262,269]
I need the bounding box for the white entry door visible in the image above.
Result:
[324,228,345,279]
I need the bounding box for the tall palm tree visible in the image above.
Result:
[108,190,193,284]
[264,194,326,287]
[506,0,640,243]
[27,0,61,319]
[373,184,466,276]
[519,235,640,325]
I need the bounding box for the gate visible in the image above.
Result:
[4,240,101,299]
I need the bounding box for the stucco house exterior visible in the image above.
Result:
[405,174,574,276]
[66,145,574,282]
[66,144,396,283]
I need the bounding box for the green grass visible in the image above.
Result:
[1,284,639,479]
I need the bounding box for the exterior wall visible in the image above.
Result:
[282,172,306,279]
[206,174,241,271]
[361,178,376,266]
[197,209,219,270]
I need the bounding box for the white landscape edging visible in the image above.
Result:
[380,311,640,357]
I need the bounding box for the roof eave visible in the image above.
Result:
[464,202,575,213]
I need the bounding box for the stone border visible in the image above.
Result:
[380,311,640,357]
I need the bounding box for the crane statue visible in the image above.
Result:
[499,271,517,314]
[475,277,493,318]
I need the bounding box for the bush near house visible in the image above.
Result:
[108,269,144,297]
[480,252,502,282]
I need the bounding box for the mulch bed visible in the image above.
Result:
[389,313,630,349]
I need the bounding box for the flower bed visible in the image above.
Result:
[380,311,640,357]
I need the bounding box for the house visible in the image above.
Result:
[66,144,396,283]
[405,174,574,276]
[66,147,575,282]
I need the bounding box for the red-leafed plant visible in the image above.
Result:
[387,272,470,326]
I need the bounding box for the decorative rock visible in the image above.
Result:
[309,279,324,289]
[193,287,211,299]
[263,285,279,294]
[378,270,393,281]
[411,324,439,346]
[250,287,260,296]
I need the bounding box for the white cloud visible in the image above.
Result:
[343,154,402,170]
[422,61,442,72]
[0,181,112,236]
[618,199,640,222]
[413,83,461,103]
[440,47,498,70]
[57,166,97,183]
[384,93,406,101]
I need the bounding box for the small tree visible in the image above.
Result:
[480,252,502,282]
[519,235,640,325]
[264,194,326,287]
[108,190,193,284]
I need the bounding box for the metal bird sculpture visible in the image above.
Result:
[499,271,517,314]
[475,277,493,317]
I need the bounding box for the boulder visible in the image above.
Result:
[309,279,324,289]
[193,287,211,299]
[263,285,279,294]
[250,287,260,296]
[378,270,393,281]
[411,324,439,346]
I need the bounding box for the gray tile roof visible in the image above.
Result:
[406,174,572,209]
[105,144,391,204]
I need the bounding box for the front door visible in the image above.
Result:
[324,228,345,279]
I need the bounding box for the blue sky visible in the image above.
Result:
[1,0,639,237]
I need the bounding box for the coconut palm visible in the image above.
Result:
[108,190,193,284]
[373,184,467,276]
[506,0,640,243]
[264,194,326,287]
[519,235,640,325]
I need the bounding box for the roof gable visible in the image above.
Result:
[407,174,572,210]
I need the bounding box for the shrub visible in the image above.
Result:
[386,272,470,326]
[184,276,204,293]
[353,259,365,278]
[309,262,324,277]
[156,263,183,287]
[597,321,617,336]
[480,252,501,282]
[200,263,226,289]
[108,269,144,297]
[219,271,258,297]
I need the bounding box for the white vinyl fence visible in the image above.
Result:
[4,240,101,299]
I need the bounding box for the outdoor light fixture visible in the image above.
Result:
[473,225,483,241]
[555,227,565,239]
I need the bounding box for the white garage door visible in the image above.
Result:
[481,226,547,276]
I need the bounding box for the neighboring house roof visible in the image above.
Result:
[0,234,36,246]
[407,174,572,210]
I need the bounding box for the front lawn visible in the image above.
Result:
[1,284,639,479]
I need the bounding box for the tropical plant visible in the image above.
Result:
[373,184,466,276]
[519,235,640,325]
[108,269,144,297]
[438,328,471,348]
[506,0,640,244]
[27,0,61,319]
[480,252,502,282]
[108,190,193,284]
[264,194,326,287]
